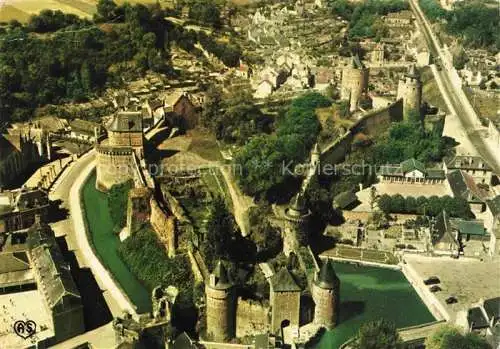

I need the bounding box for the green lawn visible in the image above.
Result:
[82,173,151,313]
[312,262,435,348]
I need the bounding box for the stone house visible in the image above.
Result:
[164,92,198,130]
[446,170,487,214]
[269,268,301,334]
[0,187,50,234]
[443,155,493,185]
[254,80,274,99]
[69,118,102,143]
[378,158,446,185]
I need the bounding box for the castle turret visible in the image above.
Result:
[397,64,422,120]
[312,259,340,329]
[283,193,311,255]
[341,55,369,112]
[205,260,235,342]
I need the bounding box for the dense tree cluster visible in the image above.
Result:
[377,194,473,218]
[327,0,408,39]
[369,117,450,165]
[353,319,402,349]
[420,0,499,51]
[234,92,331,198]
[198,31,241,67]
[202,197,255,269]
[425,325,491,349]
[26,10,90,33]
[201,86,272,144]
[248,205,282,261]
[188,0,222,28]
[0,0,240,124]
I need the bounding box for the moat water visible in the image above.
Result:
[82,175,434,345]
[313,262,435,348]
[82,173,151,313]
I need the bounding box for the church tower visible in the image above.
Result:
[312,259,340,329]
[397,64,422,120]
[205,261,235,342]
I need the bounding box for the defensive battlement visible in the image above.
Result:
[95,145,134,156]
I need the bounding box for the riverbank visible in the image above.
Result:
[70,156,141,318]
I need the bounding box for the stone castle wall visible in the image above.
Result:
[108,131,144,149]
[341,67,369,112]
[312,284,338,329]
[321,99,403,167]
[397,77,422,118]
[270,291,300,333]
[95,146,135,192]
[205,286,235,341]
[150,197,176,257]
[235,298,269,338]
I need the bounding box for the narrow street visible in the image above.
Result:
[409,0,500,174]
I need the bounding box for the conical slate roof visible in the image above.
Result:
[406,64,420,79]
[315,260,340,290]
[271,268,301,292]
[312,143,321,155]
[209,260,232,290]
[287,193,308,217]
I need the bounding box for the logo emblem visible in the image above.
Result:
[13,320,37,339]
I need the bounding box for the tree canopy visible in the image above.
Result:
[425,325,491,349]
[353,319,402,349]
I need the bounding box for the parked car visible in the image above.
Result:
[424,276,440,285]
[446,296,458,304]
[430,285,441,293]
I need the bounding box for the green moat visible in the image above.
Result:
[82,172,152,313]
[313,262,435,348]
[82,174,434,346]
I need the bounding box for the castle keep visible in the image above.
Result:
[397,64,422,119]
[341,55,369,112]
[205,261,236,341]
[312,260,340,329]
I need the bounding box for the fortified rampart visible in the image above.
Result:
[235,298,269,338]
[95,145,135,192]
[321,99,403,166]
[150,197,176,257]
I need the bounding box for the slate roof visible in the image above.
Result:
[351,54,365,70]
[401,158,425,174]
[172,332,198,349]
[432,210,458,247]
[315,260,340,290]
[486,196,500,217]
[446,155,492,171]
[108,112,143,133]
[287,193,309,217]
[69,119,100,136]
[333,190,358,210]
[468,307,490,330]
[447,170,484,203]
[208,260,232,290]
[450,219,487,236]
[0,252,30,274]
[484,297,500,323]
[28,222,81,310]
[270,268,301,292]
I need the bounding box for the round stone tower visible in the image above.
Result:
[312,259,340,329]
[341,55,369,112]
[283,193,311,255]
[205,261,235,342]
[397,64,422,119]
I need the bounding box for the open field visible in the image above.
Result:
[0,0,171,23]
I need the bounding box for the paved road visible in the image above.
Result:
[409,0,500,174]
[49,151,96,256]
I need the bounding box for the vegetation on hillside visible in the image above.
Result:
[425,325,492,349]
[107,180,133,233]
[0,0,240,124]
[327,0,408,39]
[419,0,499,51]
[234,92,331,199]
